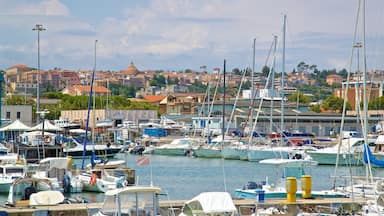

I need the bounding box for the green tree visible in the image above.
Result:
[338,68,348,79]
[44,92,64,99]
[369,96,384,110]
[262,65,270,77]
[322,96,351,113]
[287,92,311,104]
[309,104,321,113]
[232,68,241,75]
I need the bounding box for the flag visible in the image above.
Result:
[136,156,150,166]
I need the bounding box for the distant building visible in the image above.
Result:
[61,109,158,128]
[326,74,343,85]
[2,105,33,126]
[62,84,110,96]
[334,81,383,110]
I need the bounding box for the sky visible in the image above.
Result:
[1,0,384,72]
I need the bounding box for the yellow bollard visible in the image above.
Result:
[301,175,312,199]
[286,177,297,202]
[67,156,73,170]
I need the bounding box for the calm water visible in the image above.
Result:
[1,154,382,204]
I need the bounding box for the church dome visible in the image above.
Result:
[122,62,139,75]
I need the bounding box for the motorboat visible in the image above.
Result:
[30,157,83,193]
[0,162,26,193]
[307,137,376,165]
[62,137,121,158]
[93,185,162,216]
[153,137,198,156]
[179,192,238,216]
[234,159,346,199]
[6,177,62,207]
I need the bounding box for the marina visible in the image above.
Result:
[2,0,384,215]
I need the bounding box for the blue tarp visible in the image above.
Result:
[363,143,384,167]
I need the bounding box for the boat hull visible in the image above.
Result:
[222,148,241,160]
[234,189,345,199]
[194,148,222,158]
[153,148,190,156]
[0,181,12,193]
[307,151,363,165]
[247,148,289,162]
[65,148,121,159]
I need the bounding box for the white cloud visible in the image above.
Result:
[1,0,384,71]
[0,0,69,16]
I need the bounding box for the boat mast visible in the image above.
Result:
[280,14,286,146]
[222,59,227,192]
[270,35,278,133]
[252,38,256,100]
[81,39,98,169]
[361,0,373,181]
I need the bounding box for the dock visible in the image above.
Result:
[0,197,368,216]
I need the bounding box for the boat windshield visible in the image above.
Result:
[100,191,158,216]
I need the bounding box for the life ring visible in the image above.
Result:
[89,173,97,185]
[44,135,51,144]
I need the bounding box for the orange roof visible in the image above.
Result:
[327,74,342,78]
[7,64,32,70]
[73,85,110,93]
[143,95,166,103]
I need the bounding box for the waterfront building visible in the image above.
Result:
[2,105,33,126]
[60,109,158,129]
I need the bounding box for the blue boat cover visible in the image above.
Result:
[363,143,384,167]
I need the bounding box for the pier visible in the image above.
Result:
[0,197,368,215]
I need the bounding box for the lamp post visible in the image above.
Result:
[353,42,362,119]
[36,109,49,158]
[32,24,46,124]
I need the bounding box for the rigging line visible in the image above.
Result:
[193,83,209,137]
[361,0,374,183]
[208,70,221,118]
[332,0,361,190]
[225,67,247,135]
[242,37,276,138]
[247,45,277,147]
[221,59,227,192]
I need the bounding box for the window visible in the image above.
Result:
[6,112,10,119]
[17,112,21,119]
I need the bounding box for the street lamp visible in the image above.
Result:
[32,24,46,124]
[36,108,49,158]
[353,42,362,117]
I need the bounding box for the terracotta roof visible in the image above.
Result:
[143,95,166,103]
[73,85,110,93]
[7,64,31,70]
[122,62,139,75]
[327,74,342,78]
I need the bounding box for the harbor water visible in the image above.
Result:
[0,154,380,204]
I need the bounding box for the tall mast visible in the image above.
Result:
[81,39,98,169]
[281,14,286,146]
[361,0,372,181]
[270,35,278,133]
[92,40,97,146]
[222,60,226,140]
[252,38,256,99]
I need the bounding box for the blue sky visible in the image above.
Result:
[1,0,384,72]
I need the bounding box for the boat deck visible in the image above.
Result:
[0,197,367,216]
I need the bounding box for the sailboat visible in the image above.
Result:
[76,40,129,193]
[193,66,226,159]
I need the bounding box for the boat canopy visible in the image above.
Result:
[39,157,70,170]
[259,158,318,167]
[180,192,237,216]
[99,185,161,216]
[105,186,161,196]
